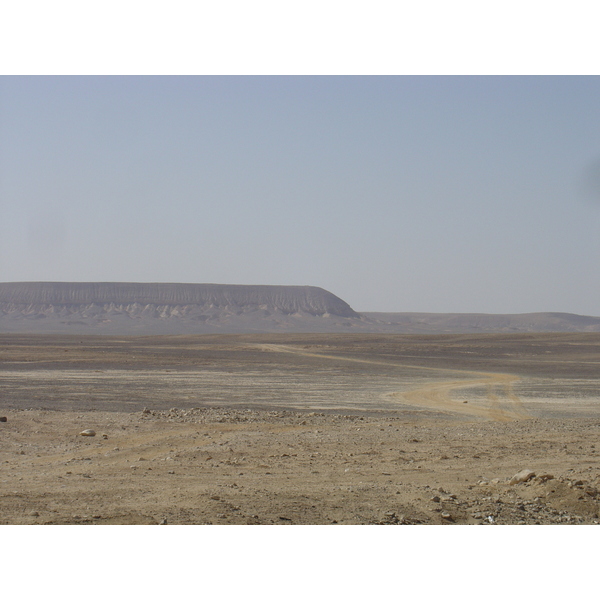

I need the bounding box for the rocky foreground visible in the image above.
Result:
[1,407,599,525]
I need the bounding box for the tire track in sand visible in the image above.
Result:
[252,343,530,421]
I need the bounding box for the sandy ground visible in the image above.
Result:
[2,332,600,525]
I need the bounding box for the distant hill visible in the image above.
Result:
[359,312,600,333]
[0,282,359,334]
[1,281,599,334]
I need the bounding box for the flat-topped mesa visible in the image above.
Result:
[0,282,359,318]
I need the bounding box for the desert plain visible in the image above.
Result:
[1,332,600,525]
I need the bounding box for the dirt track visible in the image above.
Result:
[1,333,600,525]
[253,342,529,421]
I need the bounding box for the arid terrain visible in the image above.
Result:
[2,332,600,525]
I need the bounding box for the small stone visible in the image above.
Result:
[30,511,39,517]
[441,512,452,520]
[0,416,7,422]
[509,469,536,485]
[102,434,108,440]
[80,429,96,437]
[431,496,441,503]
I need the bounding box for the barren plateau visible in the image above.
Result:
[2,281,600,334]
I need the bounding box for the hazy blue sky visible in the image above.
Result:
[1,76,600,314]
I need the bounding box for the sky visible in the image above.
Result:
[1,75,600,314]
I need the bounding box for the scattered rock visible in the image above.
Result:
[509,469,536,485]
[0,416,7,422]
[79,429,96,437]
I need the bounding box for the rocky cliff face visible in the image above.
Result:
[0,282,357,315]
[0,282,359,333]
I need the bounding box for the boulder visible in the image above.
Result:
[509,469,536,485]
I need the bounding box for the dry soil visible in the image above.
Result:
[1,332,600,525]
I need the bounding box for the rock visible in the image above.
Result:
[79,429,96,437]
[509,469,536,485]
[0,416,7,422]
[102,434,108,439]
